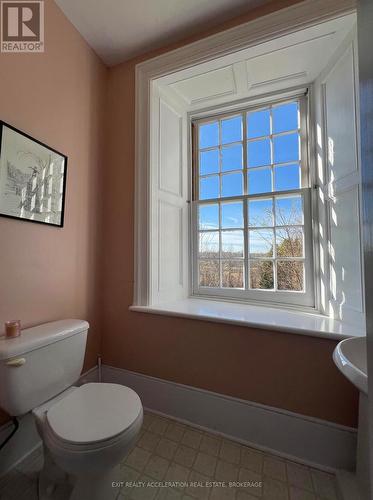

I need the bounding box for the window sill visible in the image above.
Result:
[129,298,365,340]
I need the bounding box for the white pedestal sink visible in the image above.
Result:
[333,337,369,500]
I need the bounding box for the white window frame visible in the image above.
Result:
[190,94,315,308]
[133,0,355,309]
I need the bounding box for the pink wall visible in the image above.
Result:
[0,0,359,429]
[0,0,107,423]
[101,0,359,428]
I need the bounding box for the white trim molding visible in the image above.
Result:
[102,364,357,472]
[134,0,356,307]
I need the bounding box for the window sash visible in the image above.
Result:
[191,95,315,308]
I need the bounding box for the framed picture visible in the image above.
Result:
[0,121,67,227]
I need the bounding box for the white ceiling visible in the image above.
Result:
[157,14,356,111]
[55,0,271,66]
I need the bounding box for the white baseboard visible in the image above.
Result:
[102,364,357,472]
[0,365,99,477]
[0,364,357,476]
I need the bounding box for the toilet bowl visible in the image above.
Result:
[0,319,143,500]
[33,382,143,500]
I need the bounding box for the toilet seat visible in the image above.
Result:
[46,383,142,447]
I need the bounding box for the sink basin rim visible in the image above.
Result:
[333,337,367,395]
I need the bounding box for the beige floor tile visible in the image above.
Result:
[209,484,236,499]
[263,456,287,482]
[238,468,262,498]
[214,460,239,482]
[219,441,241,464]
[138,431,162,452]
[262,477,289,500]
[200,434,221,457]
[193,452,217,477]
[145,455,170,480]
[311,470,338,500]
[286,462,314,492]
[164,462,190,487]
[240,448,263,474]
[143,413,153,429]
[120,464,141,483]
[174,445,198,468]
[184,470,211,500]
[149,417,169,436]
[182,430,203,450]
[156,487,183,499]
[289,486,317,500]
[156,438,179,460]
[3,411,340,500]
[165,423,186,443]
[126,447,152,472]
[130,475,159,500]
[236,490,260,500]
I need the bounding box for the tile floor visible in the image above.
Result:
[0,411,340,500]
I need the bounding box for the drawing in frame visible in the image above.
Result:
[0,121,67,227]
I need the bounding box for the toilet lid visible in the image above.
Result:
[46,383,142,444]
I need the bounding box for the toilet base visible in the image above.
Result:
[38,445,73,500]
[69,465,121,500]
[38,445,120,500]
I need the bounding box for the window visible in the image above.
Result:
[192,96,315,308]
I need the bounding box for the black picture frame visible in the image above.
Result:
[0,120,68,227]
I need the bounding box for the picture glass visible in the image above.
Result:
[0,123,67,226]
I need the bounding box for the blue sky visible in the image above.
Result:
[199,102,300,201]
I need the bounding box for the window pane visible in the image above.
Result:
[272,102,299,134]
[199,260,220,287]
[221,201,243,228]
[249,229,274,257]
[276,227,303,257]
[275,196,303,225]
[221,172,243,197]
[248,168,272,194]
[200,176,219,200]
[221,115,242,144]
[199,204,219,230]
[248,199,273,227]
[222,260,244,288]
[250,261,274,289]
[199,231,219,258]
[199,122,219,149]
[247,109,270,138]
[273,133,299,164]
[277,261,304,291]
[247,138,271,167]
[221,144,243,172]
[200,149,219,175]
[274,164,300,191]
[222,230,244,258]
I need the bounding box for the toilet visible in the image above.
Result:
[0,319,143,500]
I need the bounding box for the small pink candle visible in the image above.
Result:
[5,320,21,338]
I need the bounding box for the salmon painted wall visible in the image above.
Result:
[101,0,359,428]
[0,0,107,423]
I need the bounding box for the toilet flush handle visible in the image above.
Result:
[5,358,26,367]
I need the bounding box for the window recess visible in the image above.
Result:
[191,95,315,308]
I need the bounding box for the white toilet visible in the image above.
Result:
[0,319,143,500]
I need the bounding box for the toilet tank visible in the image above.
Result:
[0,319,89,416]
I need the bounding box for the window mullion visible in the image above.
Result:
[242,111,249,290]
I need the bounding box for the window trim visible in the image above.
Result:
[190,93,316,308]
